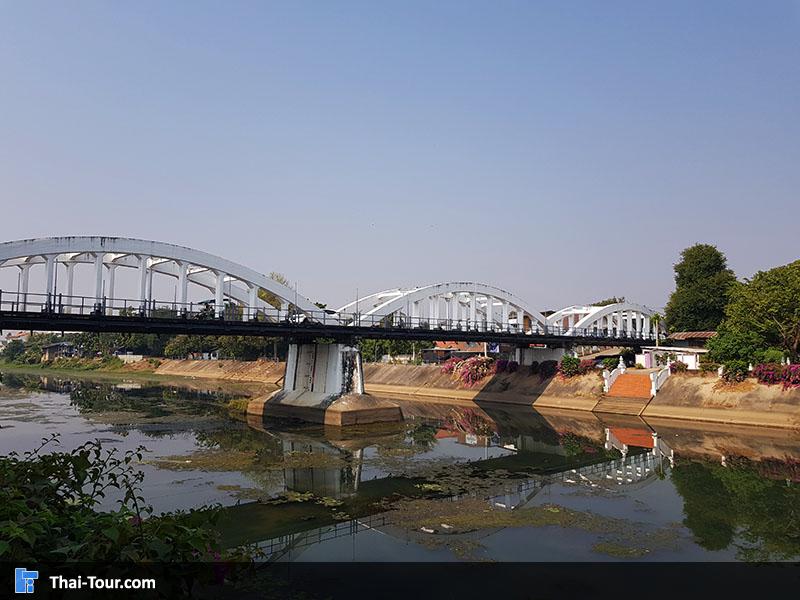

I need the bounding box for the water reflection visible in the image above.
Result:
[1,370,797,561]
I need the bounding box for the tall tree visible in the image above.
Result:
[709,260,800,361]
[664,244,736,332]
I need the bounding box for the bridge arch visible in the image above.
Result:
[0,236,320,318]
[547,302,662,336]
[337,282,548,332]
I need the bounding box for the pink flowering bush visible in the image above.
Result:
[451,356,496,387]
[440,356,463,375]
[753,363,800,389]
[753,363,783,385]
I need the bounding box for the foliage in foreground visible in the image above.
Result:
[0,435,257,563]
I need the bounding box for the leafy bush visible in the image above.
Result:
[755,348,785,364]
[506,360,519,373]
[494,359,509,373]
[722,359,749,383]
[539,360,558,381]
[0,436,257,563]
[559,356,593,378]
[602,357,620,371]
[670,361,689,374]
[527,361,540,376]
[634,363,645,369]
[699,360,720,375]
[559,356,581,377]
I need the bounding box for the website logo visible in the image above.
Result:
[15,568,39,594]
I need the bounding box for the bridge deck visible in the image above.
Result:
[0,309,657,346]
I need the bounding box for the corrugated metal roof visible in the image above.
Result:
[667,331,717,340]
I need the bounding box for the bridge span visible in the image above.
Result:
[0,237,664,413]
[0,236,662,345]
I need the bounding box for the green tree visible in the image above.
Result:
[258,272,291,310]
[1,339,25,362]
[708,260,800,361]
[664,244,736,332]
[359,339,419,362]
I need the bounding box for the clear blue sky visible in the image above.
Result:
[1,1,798,310]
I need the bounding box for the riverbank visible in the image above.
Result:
[362,364,800,431]
[4,359,798,430]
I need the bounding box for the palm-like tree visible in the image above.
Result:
[651,313,663,347]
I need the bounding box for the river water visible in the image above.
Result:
[1,369,798,562]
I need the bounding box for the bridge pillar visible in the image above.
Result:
[93,253,104,305]
[280,342,365,402]
[106,264,117,315]
[214,271,225,318]
[515,346,566,366]
[65,262,75,313]
[137,256,148,311]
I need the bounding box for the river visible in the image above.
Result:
[1,369,798,562]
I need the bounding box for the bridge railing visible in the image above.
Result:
[0,290,660,341]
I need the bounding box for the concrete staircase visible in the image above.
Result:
[594,373,653,415]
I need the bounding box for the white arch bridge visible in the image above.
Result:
[0,236,662,345]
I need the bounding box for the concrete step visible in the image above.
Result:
[593,396,651,416]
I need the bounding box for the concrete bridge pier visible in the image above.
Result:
[248,340,401,426]
[514,345,568,366]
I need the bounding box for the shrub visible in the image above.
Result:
[507,360,519,373]
[539,360,558,381]
[602,357,620,371]
[634,363,645,369]
[699,360,720,375]
[755,348,785,364]
[559,356,581,378]
[752,363,800,389]
[670,361,688,374]
[440,357,462,375]
[528,361,540,376]
[494,359,509,373]
[579,359,595,374]
[0,435,256,564]
[722,359,749,383]
[452,356,495,387]
[784,365,800,389]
